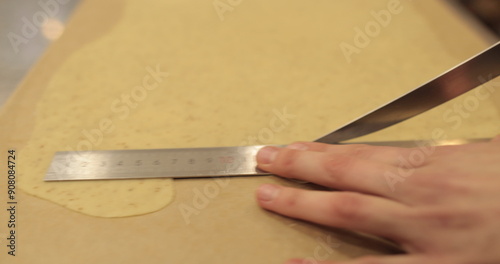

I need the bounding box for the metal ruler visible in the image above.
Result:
[45,42,499,181]
[44,139,490,181]
[45,145,268,181]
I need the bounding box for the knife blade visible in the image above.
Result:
[316,41,500,143]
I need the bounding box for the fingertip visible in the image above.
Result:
[256,184,281,203]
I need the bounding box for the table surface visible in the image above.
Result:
[1,1,499,263]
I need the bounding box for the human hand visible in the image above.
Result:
[255,139,500,264]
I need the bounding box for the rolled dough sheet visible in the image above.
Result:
[17,0,500,218]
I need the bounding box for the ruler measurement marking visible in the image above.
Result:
[45,146,266,181]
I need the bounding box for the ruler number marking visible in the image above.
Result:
[219,156,234,164]
[49,147,262,179]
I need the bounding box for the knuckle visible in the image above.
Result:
[346,144,373,157]
[329,192,366,222]
[281,188,302,208]
[413,208,480,229]
[411,174,472,196]
[323,154,355,184]
[439,181,472,195]
[346,144,394,160]
[275,149,302,177]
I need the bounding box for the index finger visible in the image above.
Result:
[256,146,400,197]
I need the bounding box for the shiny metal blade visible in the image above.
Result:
[44,138,490,181]
[316,42,500,143]
[45,145,268,181]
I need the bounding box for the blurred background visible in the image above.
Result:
[0,0,499,108]
[458,0,500,35]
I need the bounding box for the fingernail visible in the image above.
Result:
[257,146,278,164]
[287,143,308,151]
[257,184,280,201]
